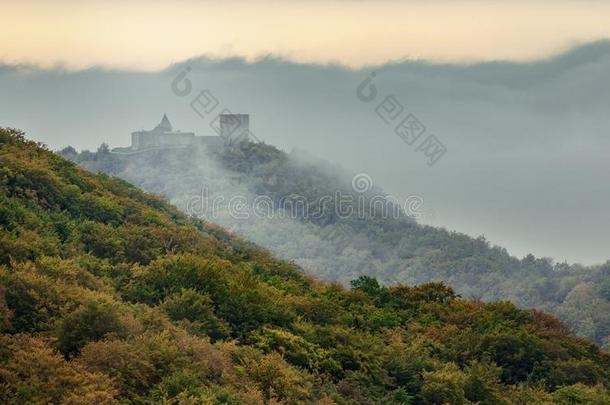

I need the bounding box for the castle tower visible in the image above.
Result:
[154,114,173,132]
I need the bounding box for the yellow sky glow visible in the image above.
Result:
[2,1,610,70]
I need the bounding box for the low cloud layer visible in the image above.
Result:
[2,41,610,264]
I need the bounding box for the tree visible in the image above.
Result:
[56,300,127,356]
[0,334,117,404]
[161,289,230,340]
[420,363,467,405]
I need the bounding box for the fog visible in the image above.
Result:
[2,41,610,265]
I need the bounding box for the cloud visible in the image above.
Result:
[1,41,609,264]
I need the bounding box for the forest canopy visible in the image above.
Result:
[1,127,609,404]
[62,139,610,350]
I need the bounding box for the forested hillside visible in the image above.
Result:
[1,127,610,403]
[62,141,610,349]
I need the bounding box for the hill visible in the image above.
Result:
[2,127,608,403]
[62,141,610,349]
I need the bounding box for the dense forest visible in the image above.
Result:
[1,127,609,403]
[62,141,610,350]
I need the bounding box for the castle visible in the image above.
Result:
[113,113,250,153]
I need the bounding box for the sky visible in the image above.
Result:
[1,1,610,265]
[2,1,610,70]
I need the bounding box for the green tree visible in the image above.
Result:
[56,300,127,356]
[161,289,230,340]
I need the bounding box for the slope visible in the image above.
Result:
[63,140,610,349]
[2,127,607,404]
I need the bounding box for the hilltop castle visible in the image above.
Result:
[113,113,250,153]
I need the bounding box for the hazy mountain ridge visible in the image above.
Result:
[62,141,610,349]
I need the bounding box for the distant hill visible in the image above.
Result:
[62,140,610,350]
[0,127,609,403]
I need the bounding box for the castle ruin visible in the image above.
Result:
[114,113,250,153]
